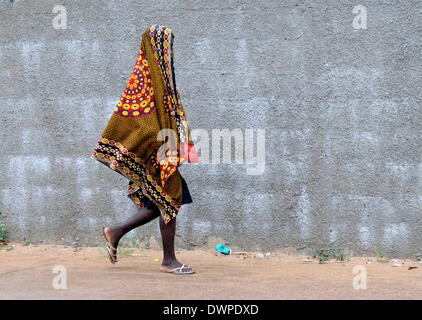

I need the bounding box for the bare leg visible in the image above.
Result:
[159,215,194,273]
[103,206,160,262]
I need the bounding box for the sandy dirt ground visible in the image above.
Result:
[0,244,421,300]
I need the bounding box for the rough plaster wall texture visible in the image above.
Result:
[0,0,421,257]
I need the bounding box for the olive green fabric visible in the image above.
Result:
[91,25,197,223]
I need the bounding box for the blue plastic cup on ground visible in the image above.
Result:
[215,244,231,255]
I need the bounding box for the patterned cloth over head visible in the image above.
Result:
[91,25,199,223]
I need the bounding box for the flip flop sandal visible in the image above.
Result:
[160,264,195,275]
[102,227,117,264]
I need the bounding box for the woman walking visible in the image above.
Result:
[91,25,199,274]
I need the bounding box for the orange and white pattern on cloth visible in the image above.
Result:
[92,25,199,223]
[158,149,179,187]
[149,25,187,143]
[114,48,155,118]
[148,25,200,187]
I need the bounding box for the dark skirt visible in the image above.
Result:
[142,174,192,210]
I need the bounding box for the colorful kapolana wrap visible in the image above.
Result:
[91,25,199,223]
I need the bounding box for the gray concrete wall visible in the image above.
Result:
[0,0,421,257]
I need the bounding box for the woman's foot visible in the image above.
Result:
[102,226,121,264]
[160,260,195,274]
